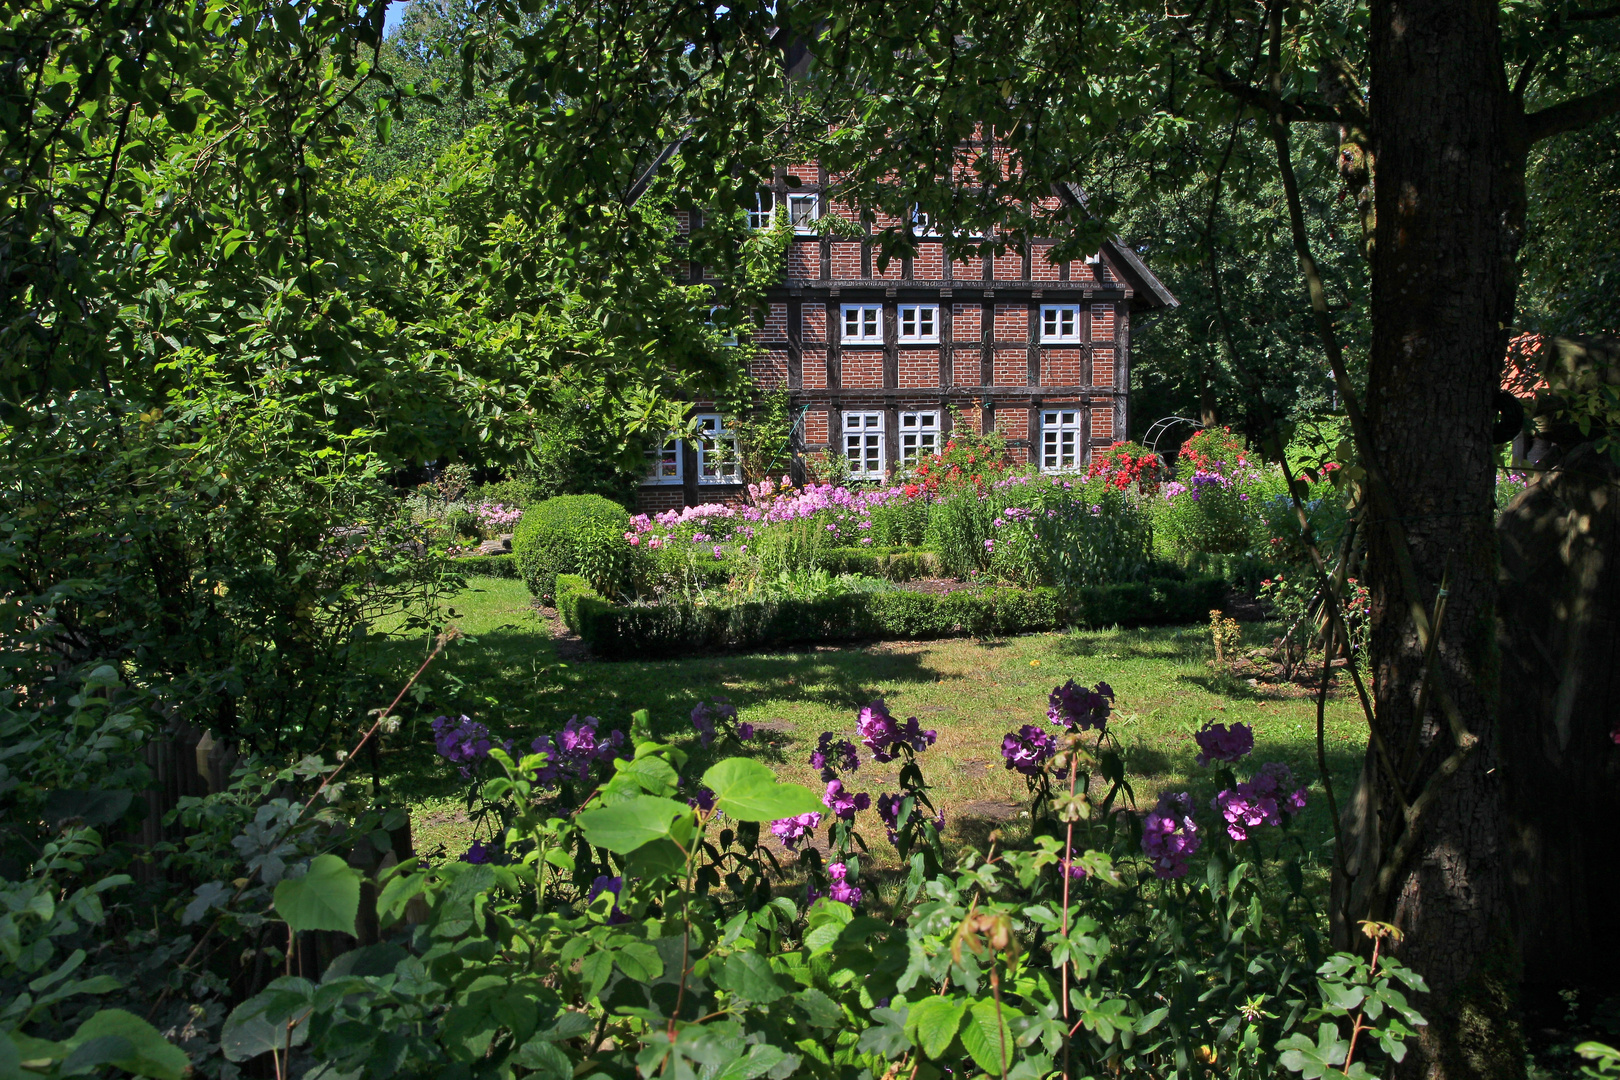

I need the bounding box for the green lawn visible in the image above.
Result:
[378,576,1366,868]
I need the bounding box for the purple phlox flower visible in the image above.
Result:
[462,839,499,864]
[809,732,861,780]
[856,700,936,763]
[823,779,871,822]
[432,714,513,777]
[809,861,863,908]
[1211,762,1306,841]
[770,812,822,850]
[876,792,903,843]
[1002,724,1056,776]
[984,538,996,551]
[587,874,628,923]
[531,715,626,787]
[690,698,738,748]
[1141,790,1202,878]
[1059,855,1088,880]
[738,721,755,741]
[1048,680,1114,733]
[1194,720,1255,766]
[688,787,716,813]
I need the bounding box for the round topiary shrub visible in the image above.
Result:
[513,495,632,602]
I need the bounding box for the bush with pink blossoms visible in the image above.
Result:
[1142,790,1203,878]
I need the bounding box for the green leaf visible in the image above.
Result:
[515,1038,572,1080]
[620,755,679,796]
[718,951,787,1003]
[273,855,362,935]
[960,999,1021,1077]
[69,1010,188,1079]
[577,795,687,853]
[701,759,822,821]
[714,1043,787,1080]
[1278,1023,1350,1079]
[906,996,968,1059]
[222,991,311,1062]
[857,1007,910,1059]
[625,838,686,881]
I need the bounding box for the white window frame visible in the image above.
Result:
[748,191,776,230]
[841,304,883,344]
[786,192,820,233]
[843,411,886,481]
[899,411,940,467]
[707,306,738,347]
[897,304,939,343]
[910,204,938,237]
[695,414,740,484]
[1040,304,1082,343]
[1040,409,1083,473]
[644,437,683,485]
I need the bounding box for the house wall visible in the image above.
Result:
[637,164,1144,512]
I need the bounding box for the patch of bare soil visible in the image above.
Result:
[1223,586,1269,622]
[956,799,1022,822]
[1218,651,1354,697]
[896,577,982,596]
[535,602,593,662]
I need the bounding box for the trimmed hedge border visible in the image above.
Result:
[453,553,519,578]
[555,574,1225,659]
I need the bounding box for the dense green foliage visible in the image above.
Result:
[514,495,635,601]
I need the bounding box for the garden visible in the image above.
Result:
[5,0,1620,1078]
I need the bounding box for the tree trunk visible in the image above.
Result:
[1496,445,1620,993]
[1361,0,1525,1074]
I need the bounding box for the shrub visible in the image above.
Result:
[513,494,632,602]
[1087,440,1166,495]
[926,487,996,577]
[866,493,930,545]
[453,552,518,578]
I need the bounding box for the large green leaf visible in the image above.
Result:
[717,951,787,1004]
[960,999,1022,1077]
[68,1009,188,1080]
[701,759,822,822]
[577,795,688,854]
[273,854,362,936]
[906,996,968,1059]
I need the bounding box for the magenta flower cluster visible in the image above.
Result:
[1141,790,1202,878]
[876,793,944,844]
[531,715,627,786]
[1211,762,1308,841]
[1048,680,1114,732]
[1194,720,1255,766]
[809,732,861,781]
[808,862,863,908]
[432,714,512,777]
[823,779,871,822]
[690,697,737,749]
[770,812,822,850]
[856,700,936,762]
[1002,724,1056,776]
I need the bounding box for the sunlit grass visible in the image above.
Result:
[376,577,1363,871]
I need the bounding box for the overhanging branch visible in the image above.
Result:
[1526,80,1620,142]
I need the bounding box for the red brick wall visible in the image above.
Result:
[787,241,819,278]
[1071,261,1099,284]
[1091,407,1114,440]
[762,302,788,339]
[995,410,1029,439]
[831,242,862,280]
[752,349,789,388]
[1031,241,1063,281]
[914,247,944,279]
[804,406,829,446]
[993,349,1028,386]
[993,248,1023,280]
[1091,303,1115,339]
[843,349,884,388]
[899,349,939,388]
[803,349,828,389]
[636,487,687,515]
[954,254,983,279]
[803,304,827,342]
[875,253,904,280]
[827,198,860,224]
[994,304,1027,340]
[785,162,818,185]
[1041,348,1082,385]
[953,304,981,339]
[1092,347,1115,386]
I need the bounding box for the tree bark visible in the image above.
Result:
[1362,0,1526,1074]
[1496,445,1620,992]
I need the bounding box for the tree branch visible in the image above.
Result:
[1526,80,1620,142]
[1205,63,1361,124]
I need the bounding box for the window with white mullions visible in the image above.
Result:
[897,304,938,343]
[695,414,740,483]
[748,191,775,230]
[841,304,882,343]
[899,411,939,466]
[1040,304,1081,342]
[843,411,886,480]
[644,437,682,484]
[1041,410,1082,472]
[787,193,819,232]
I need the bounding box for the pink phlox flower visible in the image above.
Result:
[770,812,822,850]
[1194,721,1255,766]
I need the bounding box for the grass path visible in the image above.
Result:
[378,577,1365,868]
